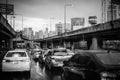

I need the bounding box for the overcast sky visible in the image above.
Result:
[0,0,102,32]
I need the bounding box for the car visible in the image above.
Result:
[45,48,74,70]
[62,50,120,80]
[32,49,42,62]
[2,49,31,74]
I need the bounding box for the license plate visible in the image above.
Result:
[58,63,63,66]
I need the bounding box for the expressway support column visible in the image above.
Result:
[90,36,100,50]
[63,41,66,48]
[51,41,53,49]
[71,41,74,51]
[9,38,13,49]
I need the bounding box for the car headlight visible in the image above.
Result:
[101,72,117,80]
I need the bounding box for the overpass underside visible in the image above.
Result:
[0,14,15,54]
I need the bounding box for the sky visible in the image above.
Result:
[0,0,102,32]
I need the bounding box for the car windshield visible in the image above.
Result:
[96,52,120,65]
[54,52,68,56]
[6,52,27,57]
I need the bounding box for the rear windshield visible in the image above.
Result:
[96,52,120,65]
[6,52,27,57]
[54,49,67,53]
[54,52,68,56]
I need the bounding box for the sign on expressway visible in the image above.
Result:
[0,3,14,15]
[71,18,85,26]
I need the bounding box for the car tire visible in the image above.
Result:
[24,71,30,78]
[61,73,65,80]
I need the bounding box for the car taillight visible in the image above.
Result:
[2,59,6,62]
[2,59,11,62]
[24,58,30,62]
[101,72,117,80]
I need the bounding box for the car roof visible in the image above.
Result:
[8,49,27,52]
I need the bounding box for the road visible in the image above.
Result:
[0,59,63,80]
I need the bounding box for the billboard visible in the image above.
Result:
[71,18,85,30]
[88,16,97,25]
[0,3,14,15]
[71,18,85,26]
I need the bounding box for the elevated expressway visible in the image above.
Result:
[38,19,120,50]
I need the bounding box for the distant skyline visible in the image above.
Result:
[0,0,102,32]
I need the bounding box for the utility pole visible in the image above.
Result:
[64,4,72,33]
[6,0,8,22]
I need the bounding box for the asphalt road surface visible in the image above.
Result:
[0,59,63,80]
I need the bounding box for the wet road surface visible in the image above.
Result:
[0,59,64,80]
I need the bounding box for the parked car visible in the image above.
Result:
[45,48,74,70]
[62,50,120,80]
[2,49,31,75]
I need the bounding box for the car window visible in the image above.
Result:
[96,52,120,65]
[69,54,91,65]
[54,49,67,53]
[6,52,27,57]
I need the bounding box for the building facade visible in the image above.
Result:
[44,28,49,38]
[102,0,120,22]
[55,22,63,35]
[34,30,44,39]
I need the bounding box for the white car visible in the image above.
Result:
[2,49,31,73]
[45,48,74,70]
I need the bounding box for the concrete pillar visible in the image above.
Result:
[90,37,100,50]
[45,40,48,48]
[9,38,13,49]
[64,41,66,48]
[71,42,74,51]
[51,41,53,49]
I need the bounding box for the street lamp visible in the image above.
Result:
[64,4,72,33]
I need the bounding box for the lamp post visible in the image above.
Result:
[64,4,72,33]
[6,0,8,21]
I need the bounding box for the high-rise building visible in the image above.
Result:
[49,31,56,37]
[44,28,49,38]
[55,22,63,35]
[38,30,44,39]
[102,0,120,22]
[34,32,39,39]
[34,30,44,39]
[23,27,34,40]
